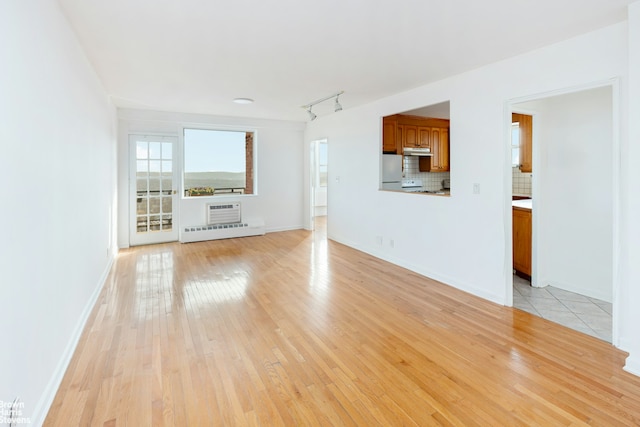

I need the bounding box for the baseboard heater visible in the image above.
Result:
[181,220,265,243]
[181,202,265,243]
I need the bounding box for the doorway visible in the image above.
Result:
[129,134,179,246]
[310,139,328,231]
[508,83,619,344]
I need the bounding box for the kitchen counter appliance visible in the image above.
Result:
[402,179,423,192]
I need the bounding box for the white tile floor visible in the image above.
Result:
[513,275,612,343]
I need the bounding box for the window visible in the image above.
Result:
[183,129,254,196]
[512,122,520,167]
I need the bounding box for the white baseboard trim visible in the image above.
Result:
[618,337,632,353]
[624,353,640,377]
[30,252,116,426]
[266,224,304,233]
[543,279,612,303]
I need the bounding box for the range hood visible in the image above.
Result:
[403,147,432,156]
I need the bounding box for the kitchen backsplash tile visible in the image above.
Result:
[403,156,419,175]
[403,156,451,191]
[513,166,532,196]
[403,159,529,194]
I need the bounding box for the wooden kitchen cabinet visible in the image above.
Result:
[418,127,431,149]
[430,127,449,172]
[382,117,398,153]
[513,113,532,173]
[403,125,418,148]
[406,125,431,149]
[382,114,449,158]
[513,206,532,277]
[418,127,450,172]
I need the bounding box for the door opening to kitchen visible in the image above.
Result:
[310,139,328,235]
[508,84,617,344]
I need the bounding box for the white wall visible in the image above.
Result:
[0,0,117,424]
[117,109,306,247]
[622,1,640,376]
[304,22,634,356]
[518,87,613,302]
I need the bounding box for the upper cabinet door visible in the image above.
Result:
[418,127,431,149]
[403,125,418,148]
[382,117,398,153]
[431,128,449,172]
[418,127,450,172]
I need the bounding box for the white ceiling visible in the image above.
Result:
[57,0,632,122]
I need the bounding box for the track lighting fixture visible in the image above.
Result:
[301,91,344,120]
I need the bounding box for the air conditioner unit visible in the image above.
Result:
[207,202,241,225]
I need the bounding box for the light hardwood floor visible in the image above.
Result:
[45,224,640,426]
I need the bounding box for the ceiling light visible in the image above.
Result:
[233,98,254,104]
[334,94,342,112]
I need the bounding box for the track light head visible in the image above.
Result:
[307,107,317,121]
[334,95,342,112]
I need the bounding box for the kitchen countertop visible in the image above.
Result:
[383,189,451,196]
[405,190,451,196]
[512,199,532,210]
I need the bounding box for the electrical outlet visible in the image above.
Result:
[389,239,395,248]
[473,183,480,194]
[376,236,383,245]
